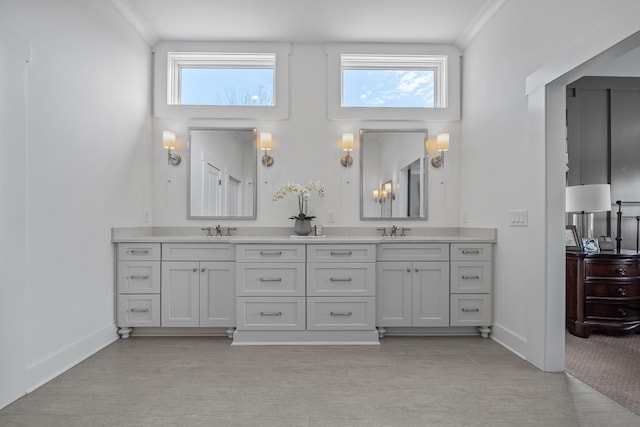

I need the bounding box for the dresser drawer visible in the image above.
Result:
[236,297,305,330]
[450,262,492,294]
[450,294,492,326]
[117,294,160,327]
[117,261,160,294]
[306,297,375,330]
[162,243,234,261]
[236,244,305,262]
[307,263,375,296]
[451,243,492,262]
[585,302,640,320]
[376,243,449,262]
[307,244,376,263]
[236,263,305,296]
[585,261,640,280]
[118,243,161,261]
[585,282,640,299]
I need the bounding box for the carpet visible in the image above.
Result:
[565,331,640,415]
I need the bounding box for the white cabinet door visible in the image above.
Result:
[376,262,412,327]
[162,261,200,327]
[200,261,235,327]
[412,262,450,327]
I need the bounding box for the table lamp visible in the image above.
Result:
[565,184,612,240]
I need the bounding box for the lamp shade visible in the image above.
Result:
[259,132,272,150]
[341,132,355,151]
[162,130,176,149]
[565,184,611,213]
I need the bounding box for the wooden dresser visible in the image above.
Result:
[566,251,640,338]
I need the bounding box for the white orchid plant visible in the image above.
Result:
[273,181,325,221]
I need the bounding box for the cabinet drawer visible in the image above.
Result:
[117,261,160,293]
[236,244,305,262]
[585,282,640,299]
[585,261,640,280]
[117,294,160,327]
[236,263,305,296]
[450,262,492,294]
[450,294,492,326]
[307,297,376,330]
[236,297,305,330]
[451,243,492,262]
[162,243,234,261]
[307,244,376,263]
[307,263,375,296]
[118,243,161,261]
[376,243,449,262]
[585,302,640,320]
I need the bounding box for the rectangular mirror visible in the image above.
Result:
[360,129,428,220]
[188,127,257,219]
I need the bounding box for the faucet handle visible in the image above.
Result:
[201,227,213,237]
[377,227,387,237]
[226,227,237,237]
[400,228,411,237]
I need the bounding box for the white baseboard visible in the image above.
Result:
[25,324,118,393]
[490,322,527,360]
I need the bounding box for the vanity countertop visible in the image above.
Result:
[111,226,497,244]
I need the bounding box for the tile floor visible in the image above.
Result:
[1,336,638,426]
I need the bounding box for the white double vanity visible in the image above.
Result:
[113,227,495,345]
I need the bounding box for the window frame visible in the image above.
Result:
[154,42,290,119]
[327,43,460,121]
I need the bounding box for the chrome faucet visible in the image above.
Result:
[390,225,399,237]
[215,225,223,236]
[201,227,214,237]
[226,227,236,237]
[400,228,411,237]
[377,227,387,237]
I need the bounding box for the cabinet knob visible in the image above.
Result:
[406,268,411,273]
[415,268,419,273]
[615,268,627,276]
[201,268,205,273]
[617,308,628,317]
[616,287,627,296]
[192,268,198,273]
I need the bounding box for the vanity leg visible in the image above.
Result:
[226,327,236,339]
[118,327,132,339]
[478,326,491,338]
[377,327,386,338]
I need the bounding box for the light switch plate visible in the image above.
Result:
[509,209,528,227]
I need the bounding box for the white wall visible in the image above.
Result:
[152,43,461,228]
[462,0,640,369]
[0,0,152,406]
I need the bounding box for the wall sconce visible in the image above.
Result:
[260,132,274,167]
[340,132,354,167]
[384,182,396,200]
[373,189,381,203]
[428,132,450,168]
[163,130,181,166]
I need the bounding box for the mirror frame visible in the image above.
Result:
[187,127,257,220]
[359,128,429,221]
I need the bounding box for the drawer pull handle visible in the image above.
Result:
[330,312,353,317]
[260,251,282,256]
[462,308,480,313]
[129,275,150,280]
[259,278,283,282]
[260,311,282,316]
[330,251,353,256]
[129,308,149,313]
[330,278,353,282]
[192,268,198,273]
[617,287,627,296]
[615,268,627,276]
[462,249,480,255]
[462,275,480,280]
[617,308,628,317]
[128,249,150,255]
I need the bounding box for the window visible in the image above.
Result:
[168,52,276,106]
[327,44,460,121]
[341,54,446,109]
[154,42,290,119]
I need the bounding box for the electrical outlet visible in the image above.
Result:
[509,209,528,227]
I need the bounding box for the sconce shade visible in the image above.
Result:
[565,184,611,213]
[163,130,177,149]
[259,132,273,150]
[341,132,355,151]
[384,182,392,193]
[434,133,450,151]
[373,190,379,199]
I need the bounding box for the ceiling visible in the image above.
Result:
[111,0,506,49]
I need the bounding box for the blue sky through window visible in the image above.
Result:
[343,69,435,108]
[180,68,274,106]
